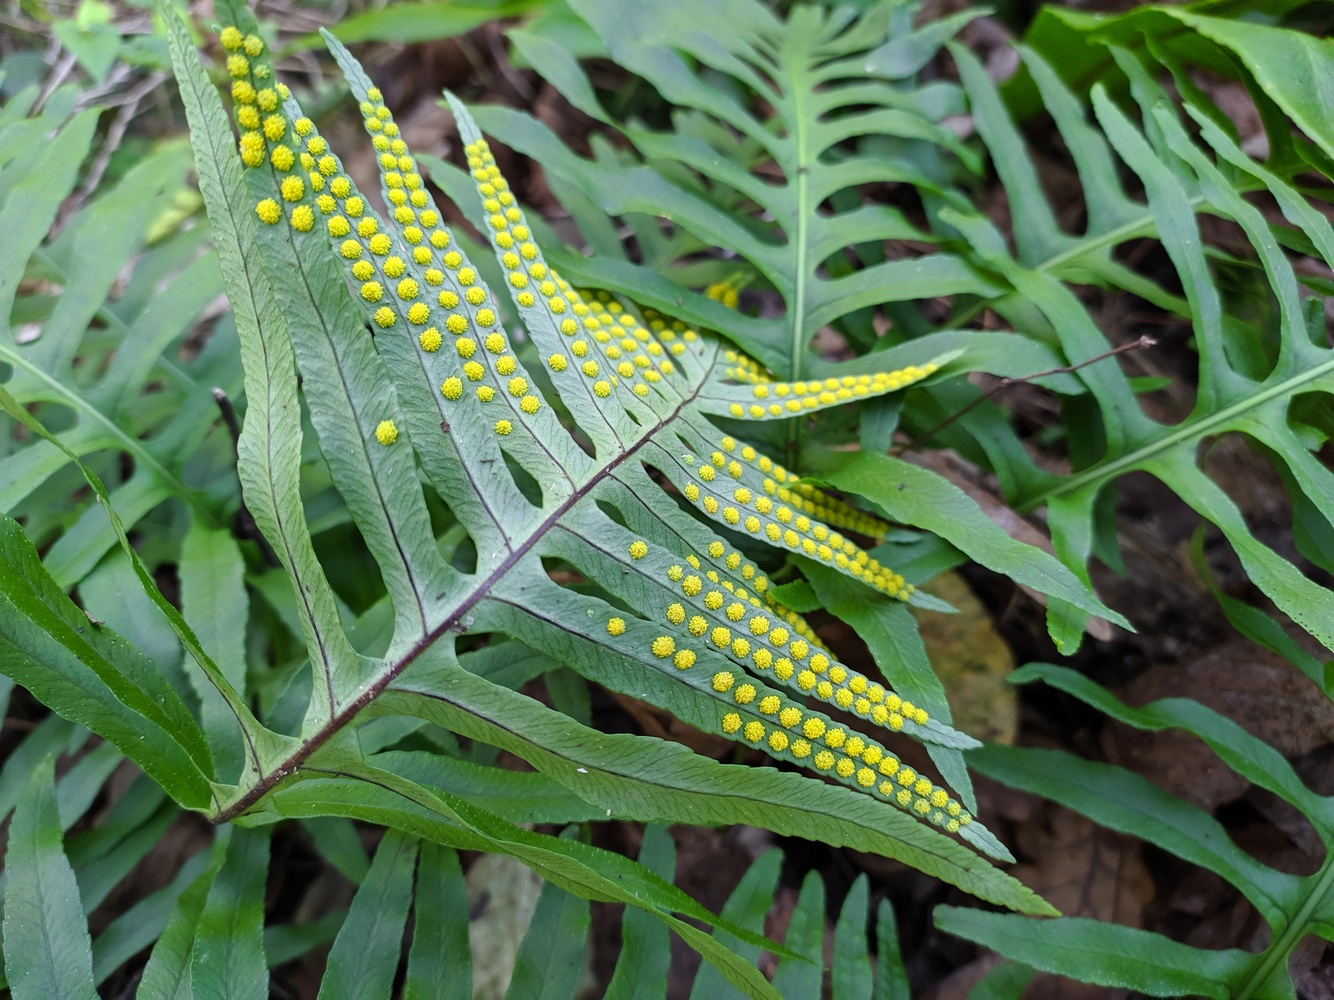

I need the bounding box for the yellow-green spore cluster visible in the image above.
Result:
[710,670,967,833]
[604,540,960,831]
[461,140,580,322]
[460,160,691,406]
[340,101,543,430]
[705,275,743,310]
[251,83,544,433]
[691,433,891,540]
[654,545,926,734]
[221,26,313,232]
[723,348,941,419]
[677,437,911,600]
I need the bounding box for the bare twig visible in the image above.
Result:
[894,334,1158,455]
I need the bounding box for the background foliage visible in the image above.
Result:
[0,0,1331,996]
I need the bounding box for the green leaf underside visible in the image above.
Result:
[173,0,1099,896]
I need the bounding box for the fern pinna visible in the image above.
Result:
[159,0,1087,923]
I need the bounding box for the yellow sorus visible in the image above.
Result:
[255,199,282,225]
[239,131,266,167]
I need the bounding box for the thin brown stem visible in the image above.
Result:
[893,335,1158,455]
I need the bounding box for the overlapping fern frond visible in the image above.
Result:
[505,0,1334,660]
[3,3,1134,989]
[0,0,1153,952]
[173,0,1086,872]
[487,2,1334,991]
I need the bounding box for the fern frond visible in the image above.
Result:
[941,41,1334,654]
[196,0,1028,876]
[940,662,1334,999]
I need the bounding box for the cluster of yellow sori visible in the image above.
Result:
[620,536,931,742]
[694,433,889,539]
[541,288,682,402]
[721,350,940,419]
[605,581,967,833]
[674,439,912,600]
[221,28,307,226]
[457,139,689,407]
[341,99,550,432]
[705,275,743,310]
[229,34,551,440]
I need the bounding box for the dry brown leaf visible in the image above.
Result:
[1009,810,1152,1000]
[917,571,1018,745]
[1102,639,1334,811]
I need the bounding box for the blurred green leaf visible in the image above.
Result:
[2,758,97,1000]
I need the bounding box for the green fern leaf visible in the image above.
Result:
[940,663,1334,1000]
[159,0,1060,924]
[944,40,1334,654]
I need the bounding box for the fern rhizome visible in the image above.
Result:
[169,0,1094,918]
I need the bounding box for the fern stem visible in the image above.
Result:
[785,76,812,470]
[1235,849,1334,999]
[1019,352,1334,511]
[211,379,709,824]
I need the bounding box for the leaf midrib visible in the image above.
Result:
[1023,351,1334,509]
[214,352,715,822]
[1235,848,1334,1000]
